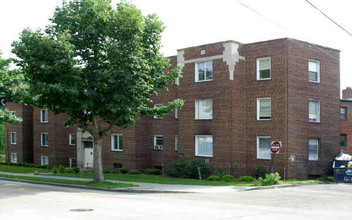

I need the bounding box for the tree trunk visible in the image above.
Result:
[93,136,104,182]
[92,116,104,183]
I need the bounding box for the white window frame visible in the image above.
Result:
[111,134,123,151]
[257,98,271,120]
[195,99,213,120]
[11,153,17,163]
[308,60,320,83]
[195,61,213,82]
[154,104,163,119]
[340,107,347,120]
[257,57,271,80]
[195,135,213,157]
[309,100,320,123]
[69,133,76,146]
[40,109,48,123]
[69,158,76,168]
[41,132,48,147]
[257,136,271,160]
[308,139,319,161]
[10,132,17,145]
[175,135,178,152]
[41,156,49,165]
[154,135,163,150]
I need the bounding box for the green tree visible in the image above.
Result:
[12,0,183,182]
[0,53,23,124]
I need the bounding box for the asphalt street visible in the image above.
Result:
[0,180,351,220]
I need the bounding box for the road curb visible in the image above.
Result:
[0,177,191,194]
[243,184,299,191]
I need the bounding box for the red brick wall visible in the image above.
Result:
[340,101,352,154]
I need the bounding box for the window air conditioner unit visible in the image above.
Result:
[154,145,163,150]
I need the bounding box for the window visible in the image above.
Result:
[175,135,178,152]
[257,98,271,120]
[69,134,76,145]
[308,60,320,83]
[257,57,271,80]
[154,135,163,150]
[10,132,17,145]
[175,108,178,119]
[41,132,48,146]
[195,61,213,82]
[11,111,16,115]
[195,99,213,119]
[341,134,347,147]
[154,104,163,119]
[341,107,347,120]
[309,100,320,122]
[308,139,318,161]
[41,109,48,123]
[11,153,17,163]
[41,156,49,165]
[195,135,213,157]
[257,136,271,159]
[111,134,123,151]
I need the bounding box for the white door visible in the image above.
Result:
[84,142,94,168]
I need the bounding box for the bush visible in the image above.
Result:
[58,165,65,173]
[145,168,162,175]
[129,169,141,174]
[166,159,210,179]
[317,176,334,183]
[65,168,74,173]
[52,166,58,174]
[207,175,221,181]
[119,168,128,174]
[254,165,266,179]
[72,167,80,173]
[238,176,255,182]
[256,172,281,186]
[103,169,111,174]
[222,174,235,182]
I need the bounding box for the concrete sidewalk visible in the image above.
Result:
[0,171,261,193]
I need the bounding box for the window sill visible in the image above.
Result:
[195,118,213,120]
[41,145,49,147]
[195,155,213,158]
[10,143,17,145]
[257,119,271,121]
[309,80,320,84]
[256,78,271,81]
[195,80,213,83]
[257,157,271,160]
[69,144,76,146]
[309,121,320,124]
[111,149,123,152]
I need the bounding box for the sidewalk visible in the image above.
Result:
[0,171,259,193]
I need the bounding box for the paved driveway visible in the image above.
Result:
[0,180,351,220]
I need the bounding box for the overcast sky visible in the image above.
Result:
[0,0,351,93]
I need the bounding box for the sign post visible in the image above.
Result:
[269,141,282,173]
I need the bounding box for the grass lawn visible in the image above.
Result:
[0,174,136,188]
[0,164,51,173]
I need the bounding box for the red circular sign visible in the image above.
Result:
[270,141,282,154]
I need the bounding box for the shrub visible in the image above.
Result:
[222,174,235,182]
[256,172,281,186]
[52,166,58,174]
[238,176,255,182]
[129,169,141,174]
[65,168,74,173]
[145,168,162,175]
[72,167,80,173]
[317,176,334,183]
[254,165,266,179]
[166,159,210,179]
[119,168,128,174]
[58,165,65,173]
[207,175,221,181]
[103,169,111,174]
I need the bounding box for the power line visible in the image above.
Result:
[234,0,288,32]
[305,0,352,37]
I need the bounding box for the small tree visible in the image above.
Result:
[12,0,183,182]
[0,53,23,124]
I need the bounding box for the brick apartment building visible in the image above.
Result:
[5,38,342,179]
[340,87,352,154]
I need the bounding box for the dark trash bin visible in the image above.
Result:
[333,150,352,183]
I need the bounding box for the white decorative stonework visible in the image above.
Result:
[222,42,243,80]
[201,50,205,55]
